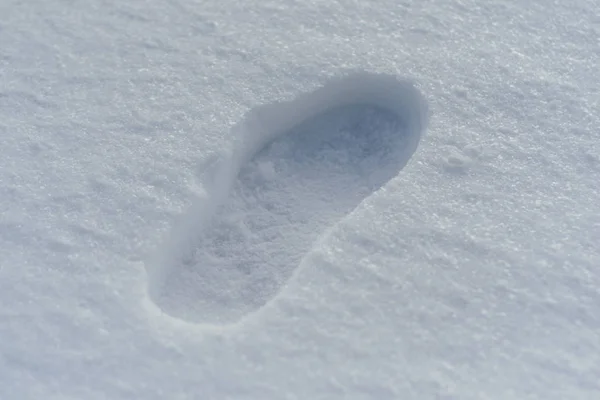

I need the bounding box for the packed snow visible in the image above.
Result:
[1,0,599,399]
[146,72,428,325]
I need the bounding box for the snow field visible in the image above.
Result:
[1,0,599,398]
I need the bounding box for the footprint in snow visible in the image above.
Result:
[145,72,429,326]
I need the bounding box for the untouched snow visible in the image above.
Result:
[1,0,599,399]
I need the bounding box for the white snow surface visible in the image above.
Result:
[1,0,599,399]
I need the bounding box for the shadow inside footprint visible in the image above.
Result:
[145,72,428,325]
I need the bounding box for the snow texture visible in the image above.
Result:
[1,0,599,399]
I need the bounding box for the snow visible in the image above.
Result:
[1,0,599,399]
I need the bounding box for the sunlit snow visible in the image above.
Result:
[1,0,598,399]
